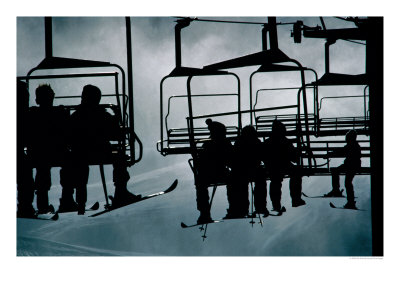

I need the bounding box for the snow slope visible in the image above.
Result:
[17,162,372,256]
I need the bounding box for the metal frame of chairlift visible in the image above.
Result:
[17,17,142,168]
[297,24,371,176]
[249,65,319,161]
[203,18,316,169]
[157,18,242,157]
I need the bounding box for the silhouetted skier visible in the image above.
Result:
[28,84,75,214]
[70,84,140,214]
[263,120,305,212]
[195,118,233,224]
[229,125,268,218]
[17,80,35,218]
[324,130,361,209]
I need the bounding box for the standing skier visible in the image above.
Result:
[195,118,233,224]
[262,120,305,212]
[324,130,361,209]
[229,125,268,218]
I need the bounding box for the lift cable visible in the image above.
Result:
[174,16,296,26]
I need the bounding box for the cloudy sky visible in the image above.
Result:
[17,15,368,176]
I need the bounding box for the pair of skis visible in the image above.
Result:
[181,206,286,230]
[17,179,178,220]
[89,179,178,217]
[302,192,364,211]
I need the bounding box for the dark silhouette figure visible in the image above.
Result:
[69,84,139,214]
[195,118,233,224]
[28,84,74,214]
[324,130,361,209]
[17,80,35,217]
[262,120,305,212]
[229,125,268,218]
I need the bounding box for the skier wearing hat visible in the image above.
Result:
[229,125,267,218]
[262,120,305,212]
[195,118,234,224]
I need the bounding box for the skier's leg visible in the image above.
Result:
[269,174,283,211]
[289,165,306,207]
[17,155,35,217]
[58,161,78,212]
[344,171,356,208]
[254,168,268,214]
[112,157,140,206]
[35,165,52,213]
[325,165,344,196]
[196,180,211,223]
[75,164,89,214]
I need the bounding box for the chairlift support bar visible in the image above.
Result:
[189,105,298,120]
[18,71,118,81]
[165,93,238,133]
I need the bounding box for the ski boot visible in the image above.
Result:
[58,197,79,213]
[197,210,212,224]
[37,204,55,214]
[77,204,86,215]
[343,201,357,210]
[112,187,141,208]
[17,204,36,218]
[292,198,306,207]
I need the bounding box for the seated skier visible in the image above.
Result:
[17,80,35,218]
[195,118,233,224]
[69,84,140,214]
[229,125,268,218]
[28,84,76,214]
[324,130,361,209]
[262,120,305,212]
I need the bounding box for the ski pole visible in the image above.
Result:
[250,182,255,226]
[201,185,218,240]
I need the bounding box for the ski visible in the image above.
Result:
[57,201,100,214]
[302,191,346,198]
[329,202,365,211]
[181,212,267,229]
[17,212,59,221]
[180,220,222,229]
[89,179,178,217]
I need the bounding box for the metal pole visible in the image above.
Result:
[125,17,136,163]
[45,17,53,58]
[366,17,383,256]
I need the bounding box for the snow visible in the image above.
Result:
[17,161,372,256]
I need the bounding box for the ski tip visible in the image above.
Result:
[90,201,100,210]
[166,179,178,193]
[51,212,59,221]
[329,202,335,208]
[180,222,188,228]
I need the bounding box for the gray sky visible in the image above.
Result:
[17,16,368,175]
